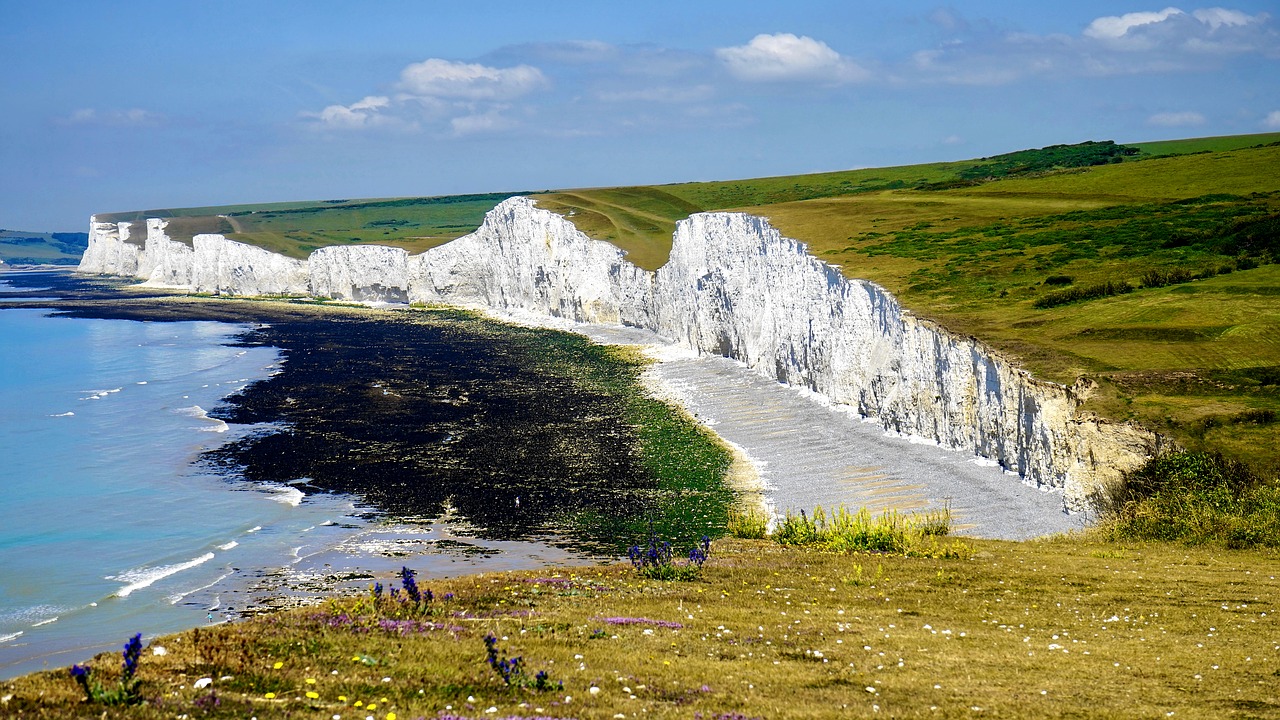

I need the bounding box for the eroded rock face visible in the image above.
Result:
[77,197,1162,507]
[80,218,143,276]
[408,197,653,324]
[191,234,309,297]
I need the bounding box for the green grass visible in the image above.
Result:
[98,193,528,259]
[1094,451,1280,548]
[7,533,1279,719]
[0,230,87,265]
[1130,131,1280,157]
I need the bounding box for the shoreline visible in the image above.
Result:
[0,270,735,676]
[1,267,1081,678]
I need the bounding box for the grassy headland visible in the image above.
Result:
[5,530,1277,719]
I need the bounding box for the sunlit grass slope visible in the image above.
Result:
[97,193,528,259]
[540,135,1280,473]
[6,536,1278,719]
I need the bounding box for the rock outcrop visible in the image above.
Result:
[80,198,1163,508]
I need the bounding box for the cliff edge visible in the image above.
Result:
[80,197,1164,509]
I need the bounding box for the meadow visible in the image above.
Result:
[5,523,1278,719]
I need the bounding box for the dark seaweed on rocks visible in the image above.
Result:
[203,311,664,551]
[9,271,731,554]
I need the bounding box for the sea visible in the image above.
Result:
[0,271,582,680]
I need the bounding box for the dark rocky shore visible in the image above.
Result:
[2,271,727,555]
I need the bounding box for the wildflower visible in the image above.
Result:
[400,566,421,603]
[121,633,143,681]
[274,661,284,669]
[306,691,320,699]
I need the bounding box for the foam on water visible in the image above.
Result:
[109,553,217,597]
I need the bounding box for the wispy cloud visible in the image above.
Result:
[304,57,549,135]
[1264,110,1280,128]
[57,108,165,127]
[716,33,869,82]
[1148,110,1207,126]
[396,58,548,101]
[905,5,1277,84]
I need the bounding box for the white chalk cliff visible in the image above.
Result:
[80,197,1162,508]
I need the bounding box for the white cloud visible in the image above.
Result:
[449,109,518,136]
[59,108,163,127]
[398,58,547,100]
[310,95,390,129]
[716,33,868,82]
[1083,6,1271,52]
[304,57,549,134]
[1148,110,1207,126]
[907,6,1275,85]
[1191,7,1256,29]
[1084,7,1185,39]
[1264,110,1280,128]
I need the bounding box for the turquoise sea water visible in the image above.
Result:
[0,288,369,678]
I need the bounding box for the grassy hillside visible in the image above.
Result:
[97,193,528,259]
[0,230,88,265]
[6,533,1278,719]
[91,132,1280,472]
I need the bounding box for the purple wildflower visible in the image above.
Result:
[121,633,142,681]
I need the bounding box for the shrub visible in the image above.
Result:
[1043,275,1074,286]
[771,506,964,557]
[1032,280,1133,309]
[726,508,770,539]
[1094,451,1280,548]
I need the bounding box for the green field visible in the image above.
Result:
[84,132,1280,472]
[0,230,87,265]
[97,193,529,259]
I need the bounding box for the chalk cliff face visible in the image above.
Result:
[408,197,653,324]
[79,197,1162,508]
[191,234,309,297]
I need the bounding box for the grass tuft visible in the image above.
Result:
[725,508,770,539]
[771,506,964,558]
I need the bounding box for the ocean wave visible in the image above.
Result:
[216,541,239,550]
[50,411,75,417]
[0,631,22,644]
[268,486,305,507]
[165,570,234,605]
[176,405,230,433]
[79,387,123,401]
[31,617,58,627]
[109,553,216,597]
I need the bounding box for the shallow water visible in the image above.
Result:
[0,301,376,677]
[0,273,617,679]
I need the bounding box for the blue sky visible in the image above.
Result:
[3,1,1278,230]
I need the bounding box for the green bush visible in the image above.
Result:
[1094,451,1280,548]
[770,506,963,557]
[1032,280,1133,308]
[726,508,770,539]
